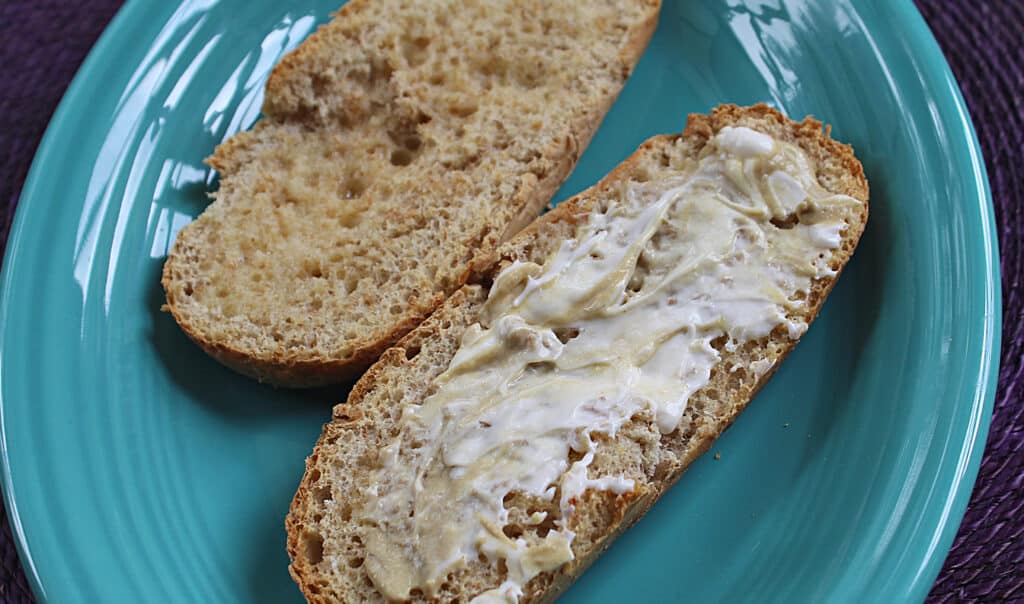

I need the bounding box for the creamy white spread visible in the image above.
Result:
[356,126,862,602]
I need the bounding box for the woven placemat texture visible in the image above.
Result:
[0,1,1020,602]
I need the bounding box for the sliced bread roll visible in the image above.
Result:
[161,0,662,387]
[286,104,869,603]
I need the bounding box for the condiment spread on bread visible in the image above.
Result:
[357,126,862,603]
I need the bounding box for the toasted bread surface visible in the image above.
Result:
[285,104,869,603]
[161,0,662,386]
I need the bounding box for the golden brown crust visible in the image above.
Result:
[286,104,867,602]
[161,0,662,388]
[512,105,869,602]
[161,274,446,386]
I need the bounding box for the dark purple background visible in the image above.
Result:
[1,1,1020,602]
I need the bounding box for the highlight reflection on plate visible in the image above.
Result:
[0,1,998,603]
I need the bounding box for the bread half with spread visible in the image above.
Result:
[286,104,869,603]
[160,0,662,387]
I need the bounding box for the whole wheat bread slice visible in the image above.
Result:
[161,0,661,387]
[285,104,869,602]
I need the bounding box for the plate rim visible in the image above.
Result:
[893,3,1001,598]
[0,2,141,600]
[0,1,1001,602]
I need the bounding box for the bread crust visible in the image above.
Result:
[161,0,662,387]
[285,103,869,602]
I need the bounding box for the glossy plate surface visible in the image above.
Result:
[0,1,999,602]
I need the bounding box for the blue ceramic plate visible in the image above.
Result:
[0,1,999,602]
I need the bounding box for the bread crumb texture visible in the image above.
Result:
[286,104,868,603]
[161,0,662,386]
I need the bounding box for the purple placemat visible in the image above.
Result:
[0,1,1020,602]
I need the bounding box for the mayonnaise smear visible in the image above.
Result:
[356,127,862,602]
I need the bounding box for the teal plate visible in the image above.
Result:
[0,1,1000,602]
